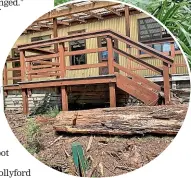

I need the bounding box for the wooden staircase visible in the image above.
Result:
[116,73,159,105]
[107,30,174,106]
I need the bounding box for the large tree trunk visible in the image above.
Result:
[53,105,187,136]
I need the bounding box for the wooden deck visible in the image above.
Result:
[3,30,174,114]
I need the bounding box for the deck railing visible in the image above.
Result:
[3,58,21,86]
[4,29,179,104]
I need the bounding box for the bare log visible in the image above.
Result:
[53,105,187,136]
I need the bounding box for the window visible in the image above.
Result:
[97,37,119,62]
[31,35,51,42]
[98,37,108,60]
[162,42,171,52]
[68,30,86,65]
[138,17,171,42]
[70,40,86,65]
[11,48,20,58]
[174,42,180,51]
[31,35,51,49]
[153,44,162,52]
[31,35,52,65]
[140,42,171,55]
[138,18,181,57]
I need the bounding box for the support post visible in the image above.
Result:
[170,42,176,74]
[27,62,32,81]
[106,37,114,74]
[20,50,26,82]
[3,63,7,86]
[59,43,66,78]
[53,18,58,53]
[125,5,131,70]
[53,18,59,63]
[106,37,116,107]
[22,89,28,115]
[109,83,116,107]
[61,86,68,111]
[20,50,28,114]
[125,6,130,39]
[59,42,68,111]
[3,63,8,97]
[163,62,171,104]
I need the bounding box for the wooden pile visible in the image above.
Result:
[53,105,188,136]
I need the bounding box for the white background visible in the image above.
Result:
[0,0,190,177]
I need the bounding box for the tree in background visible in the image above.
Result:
[54,0,69,6]
[54,0,191,68]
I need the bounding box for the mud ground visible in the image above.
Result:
[5,109,176,177]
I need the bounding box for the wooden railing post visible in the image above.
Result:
[125,5,130,48]
[163,62,171,104]
[170,42,176,74]
[106,36,116,107]
[59,43,68,111]
[3,63,7,86]
[53,18,59,63]
[3,62,8,97]
[20,50,26,82]
[20,50,28,114]
[53,18,58,53]
[27,62,32,81]
[106,37,114,74]
[59,43,66,78]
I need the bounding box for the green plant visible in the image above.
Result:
[25,118,41,155]
[54,0,69,6]
[44,106,60,118]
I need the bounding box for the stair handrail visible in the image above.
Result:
[108,30,174,65]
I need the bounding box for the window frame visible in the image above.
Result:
[97,36,119,63]
[11,48,20,58]
[138,17,172,43]
[138,40,181,58]
[31,35,51,42]
[138,18,181,58]
[68,29,87,66]
[31,35,51,49]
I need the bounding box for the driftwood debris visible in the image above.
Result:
[48,136,63,148]
[86,136,93,152]
[54,105,188,136]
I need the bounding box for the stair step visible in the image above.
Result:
[116,74,158,106]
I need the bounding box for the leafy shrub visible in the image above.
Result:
[44,106,60,118]
[25,118,41,155]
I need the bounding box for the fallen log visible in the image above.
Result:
[54,125,179,136]
[53,105,187,136]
